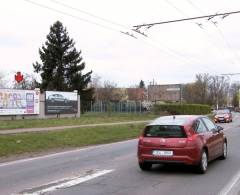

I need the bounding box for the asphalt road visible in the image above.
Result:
[1,113,240,195]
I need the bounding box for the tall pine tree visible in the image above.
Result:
[33,21,94,112]
[139,80,145,88]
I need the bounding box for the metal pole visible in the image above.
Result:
[227,76,232,107]
[180,84,183,104]
[239,89,240,108]
[135,101,137,113]
[140,101,142,113]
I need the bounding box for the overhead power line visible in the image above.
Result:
[50,0,208,67]
[160,0,239,70]
[133,10,240,28]
[165,0,189,18]
[25,0,150,39]
[23,0,134,38]
[134,3,240,68]
[23,0,210,73]
[185,0,240,65]
[185,0,205,15]
[49,0,152,38]
[48,0,141,39]
[49,0,129,30]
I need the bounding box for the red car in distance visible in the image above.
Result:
[214,109,233,123]
[138,115,227,174]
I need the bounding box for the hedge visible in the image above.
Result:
[153,104,211,115]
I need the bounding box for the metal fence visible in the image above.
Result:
[87,101,151,113]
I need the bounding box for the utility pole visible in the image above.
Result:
[180,84,183,104]
[239,88,240,108]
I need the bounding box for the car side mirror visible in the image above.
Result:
[217,125,224,131]
[212,128,219,134]
[212,126,223,134]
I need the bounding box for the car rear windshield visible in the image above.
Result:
[144,125,186,138]
[217,110,230,114]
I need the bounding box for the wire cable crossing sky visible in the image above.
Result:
[1,0,240,86]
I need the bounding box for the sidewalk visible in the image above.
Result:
[0,120,150,135]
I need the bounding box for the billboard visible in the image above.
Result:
[148,84,182,102]
[45,91,78,114]
[0,89,40,115]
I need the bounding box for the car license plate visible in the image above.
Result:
[152,150,173,156]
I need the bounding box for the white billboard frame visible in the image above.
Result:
[45,91,78,114]
[0,88,40,115]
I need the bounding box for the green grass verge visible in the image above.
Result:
[0,123,145,157]
[0,112,156,130]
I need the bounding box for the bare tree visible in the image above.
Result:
[90,74,102,88]
[209,75,228,109]
[0,72,7,88]
[13,73,39,90]
[99,80,117,101]
[182,83,196,103]
[90,74,102,101]
[97,80,118,116]
[231,82,240,107]
[183,73,229,108]
[183,73,211,104]
[195,74,211,104]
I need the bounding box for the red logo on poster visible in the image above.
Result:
[15,72,24,83]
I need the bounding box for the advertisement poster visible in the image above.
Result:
[45,91,78,114]
[147,84,182,102]
[0,89,40,115]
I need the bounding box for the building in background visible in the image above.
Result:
[94,88,146,102]
[147,84,182,103]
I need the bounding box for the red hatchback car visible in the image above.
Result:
[138,115,227,173]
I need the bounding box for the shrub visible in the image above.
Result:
[153,104,211,115]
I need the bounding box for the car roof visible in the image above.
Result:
[217,109,229,112]
[148,115,201,126]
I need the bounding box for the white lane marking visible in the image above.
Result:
[0,139,136,167]
[19,169,114,195]
[219,169,240,195]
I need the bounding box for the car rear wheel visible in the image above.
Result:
[197,150,208,174]
[139,162,152,171]
[220,141,227,160]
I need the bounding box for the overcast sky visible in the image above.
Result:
[1,0,240,87]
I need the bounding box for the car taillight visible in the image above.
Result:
[187,134,196,143]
